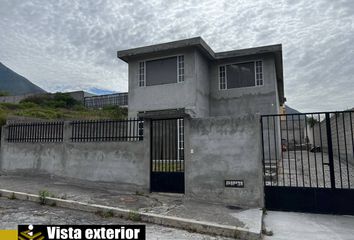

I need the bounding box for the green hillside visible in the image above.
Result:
[0,93,127,126]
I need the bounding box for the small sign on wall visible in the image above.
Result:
[225,180,244,188]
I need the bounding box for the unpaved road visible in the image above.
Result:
[0,197,230,240]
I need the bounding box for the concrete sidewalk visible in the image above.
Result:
[264,211,354,240]
[0,172,262,239]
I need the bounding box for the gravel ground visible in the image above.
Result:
[267,151,354,188]
[0,198,231,240]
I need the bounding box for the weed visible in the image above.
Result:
[262,228,274,236]
[128,211,141,221]
[135,191,145,196]
[95,210,114,218]
[8,192,16,200]
[60,194,67,200]
[39,190,50,205]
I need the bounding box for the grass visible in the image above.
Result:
[152,161,184,172]
[128,211,141,221]
[0,92,127,126]
[95,210,114,218]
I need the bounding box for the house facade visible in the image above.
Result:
[117,37,284,207]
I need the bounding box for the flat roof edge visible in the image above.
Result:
[215,44,282,59]
[117,37,215,61]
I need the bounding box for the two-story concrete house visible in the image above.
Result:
[117,37,284,207]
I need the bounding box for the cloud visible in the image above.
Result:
[0,0,353,112]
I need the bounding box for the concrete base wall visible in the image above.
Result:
[0,139,149,191]
[185,115,263,207]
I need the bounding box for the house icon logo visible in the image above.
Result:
[18,224,44,240]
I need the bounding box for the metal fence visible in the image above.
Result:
[71,119,143,142]
[84,93,128,108]
[6,122,64,142]
[262,111,354,189]
[261,110,354,214]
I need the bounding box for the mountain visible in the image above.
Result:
[0,62,46,95]
[88,87,117,95]
[285,105,301,114]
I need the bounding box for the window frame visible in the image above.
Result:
[138,54,185,87]
[177,55,185,83]
[138,61,146,87]
[255,60,263,86]
[218,60,264,90]
[177,118,184,161]
[219,65,227,90]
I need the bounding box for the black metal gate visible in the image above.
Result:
[150,118,184,193]
[261,110,354,214]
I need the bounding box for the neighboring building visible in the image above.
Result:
[84,92,128,108]
[66,90,95,103]
[280,105,305,149]
[117,37,284,119]
[312,109,354,165]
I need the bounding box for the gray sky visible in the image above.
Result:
[0,0,353,112]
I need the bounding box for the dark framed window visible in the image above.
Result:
[219,60,263,89]
[139,55,185,87]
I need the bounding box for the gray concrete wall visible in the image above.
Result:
[209,54,279,117]
[0,93,36,104]
[312,112,354,165]
[193,50,210,117]
[0,122,150,191]
[128,48,201,118]
[185,115,263,207]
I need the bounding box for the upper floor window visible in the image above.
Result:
[139,61,145,87]
[219,60,263,90]
[139,55,184,87]
[178,55,184,82]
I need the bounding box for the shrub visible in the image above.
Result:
[39,190,50,205]
[19,102,38,109]
[0,91,10,96]
[21,93,82,109]
[0,111,6,126]
[0,102,21,110]
[128,211,141,221]
[307,117,319,128]
[102,106,128,119]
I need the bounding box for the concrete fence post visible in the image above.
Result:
[143,119,151,191]
[63,121,72,143]
[0,125,6,170]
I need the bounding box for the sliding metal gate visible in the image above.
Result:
[150,118,185,193]
[261,110,354,214]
